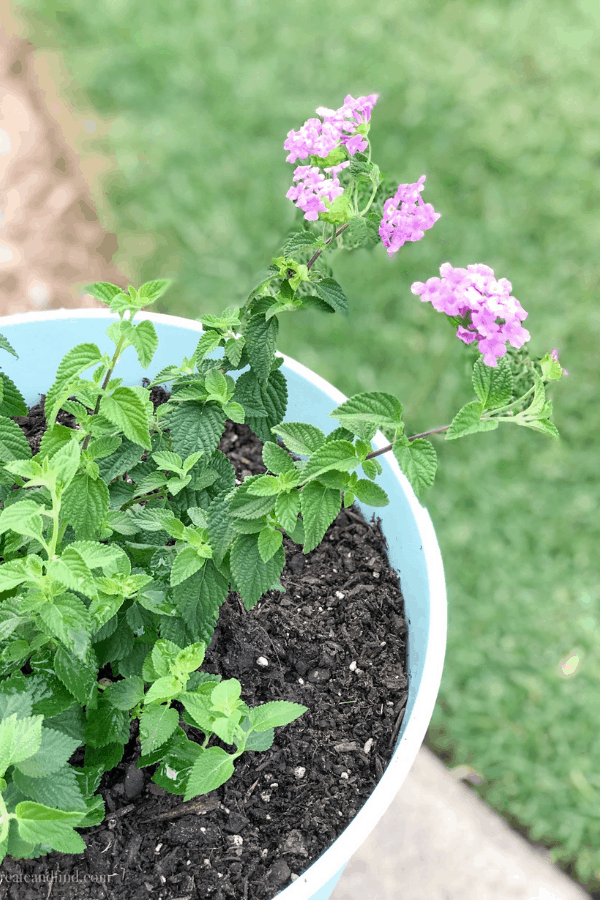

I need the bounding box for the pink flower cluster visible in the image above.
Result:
[411,263,530,367]
[284,93,379,164]
[379,176,441,256]
[286,161,350,221]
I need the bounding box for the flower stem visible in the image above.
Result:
[306,223,350,271]
[364,424,451,461]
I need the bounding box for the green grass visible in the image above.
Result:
[10,0,600,887]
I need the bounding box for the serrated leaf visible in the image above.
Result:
[352,479,390,506]
[249,700,307,732]
[45,343,103,424]
[194,329,223,364]
[16,727,81,778]
[82,281,124,303]
[100,387,151,449]
[128,319,159,368]
[0,559,30,591]
[0,500,44,539]
[247,267,279,301]
[262,441,295,475]
[138,279,172,302]
[84,698,130,748]
[15,802,86,853]
[392,438,438,497]
[0,714,43,767]
[47,548,98,600]
[170,546,206,586]
[313,278,349,314]
[13,766,85,810]
[61,473,109,540]
[281,231,318,255]
[172,562,229,641]
[139,704,179,754]
[472,355,513,409]
[246,474,282,497]
[275,490,300,533]
[224,336,244,368]
[244,315,278,384]
[230,534,285,609]
[67,541,126,571]
[244,728,274,751]
[39,594,92,657]
[0,372,27,417]
[167,402,226,458]
[303,440,358,481]
[258,527,283,563]
[0,415,32,463]
[300,482,341,553]
[0,331,18,358]
[103,676,145,711]
[184,746,235,800]
[49,439,81,490]
[53,647,98,706]
[207,491,236,566]
[446,401,499,440]
[330,391,403,440]
[97,439,144,482]
[274,422,326,456]
[517,416,560,439]
[233,371,267,416]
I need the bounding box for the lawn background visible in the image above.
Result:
[8,0,600,888]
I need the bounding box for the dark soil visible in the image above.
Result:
[0,406,409,900]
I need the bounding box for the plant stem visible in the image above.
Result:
[364,424,451,460]
[47,491,62,560]
[359,183,379,216]
[306,223,350,271]
[82,335,126,452]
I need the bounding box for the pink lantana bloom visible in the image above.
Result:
[379,175,441,257]
[551,348,569,376]
[284,93,379,164]
[411,262,530,367]
[286,163,349,221]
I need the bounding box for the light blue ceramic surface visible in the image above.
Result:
[0,310,446,900]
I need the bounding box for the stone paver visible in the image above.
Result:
[332,746,592,900]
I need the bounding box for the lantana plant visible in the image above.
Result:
[0,92,566,862]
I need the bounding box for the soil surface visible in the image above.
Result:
[0,411,409,900]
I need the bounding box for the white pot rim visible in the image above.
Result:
[0,308,447,899]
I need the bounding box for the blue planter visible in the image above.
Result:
[0,309,447,900]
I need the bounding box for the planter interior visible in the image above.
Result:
[0,309,447,900]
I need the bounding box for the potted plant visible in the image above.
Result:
[0,93,565,899]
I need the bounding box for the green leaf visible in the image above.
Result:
[230,534,286,609]
[206,492,235,566]
[274,422,326,456]
[313,278,349,314]
[392,438,438,498]
[249,700,307,732]
[472,355,513,409]
[223,336,244,368]
[174,642,206,675]
[0,372,27,417]
[84,698,130,748]
[16,727,81,778]
[244,728,274,752]
[97,439,144,482]
[194,329,223,365]
[138,279,172,302]
[54,647,98,705]
[0,332,18,358]
[50,439,81,490]
[184,746,235,800]
[247,267,279,301]
[210,679,241,715]
[446,401,499,440]
[275,490,300,533]
[82,281,124,304]
[246,474,282,497]
[167,402,226,458]
[244,315,278,384]
[100,387,152,449]
[517,416,560,439]
[12,766,85,810]
[262,441,294,475]
[0,714,43,768]
[300,482,341,553]
[281,231,318,255]
[139,704,180,754]
[303,440,358,480]
[258,527,283,563]
[45,343,103,424]
[226,401,245,424]
[330,391,403,440]
[128,319,159,368]
[47,548,98,600]
[15,802,86,853]
[352,479,390,507]
[205,367,228,399]
[0,500,44,539]
[104,676,145,711]
[61,474,110,540]
[0,415,32,463]
[245,369,288,442]
[0,559,30,591]
[170,546,206,586]
[68,541,126,571]
[172,562,229,641]
[39,594,92,656]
